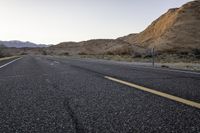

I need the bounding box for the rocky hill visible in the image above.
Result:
[120,0,200,53]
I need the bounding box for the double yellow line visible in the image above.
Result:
[105,76,200,109]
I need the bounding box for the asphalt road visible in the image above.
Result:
[0,55,200,133]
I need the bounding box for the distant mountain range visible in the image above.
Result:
[0,40,48,48]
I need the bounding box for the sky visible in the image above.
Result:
[0,0,191,44]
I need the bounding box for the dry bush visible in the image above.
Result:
[192,49,200,59]
[106,46,133,55]
[0,51,4,58]
[42,50,47,55]
[59,52,69,56]
[78,52,87,55]
[0,44,5,57]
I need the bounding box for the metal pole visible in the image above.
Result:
[152,47,155,67]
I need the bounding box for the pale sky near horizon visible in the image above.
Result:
[0,0,191,44]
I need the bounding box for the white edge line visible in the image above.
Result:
[127,65,200,75]
[151,67,200,75]
[0,57,22,69]
[105,76,200,109]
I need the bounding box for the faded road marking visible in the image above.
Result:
[54,61,59,64]
[105,76,200,109]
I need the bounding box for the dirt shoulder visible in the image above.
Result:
[75,54,200,72]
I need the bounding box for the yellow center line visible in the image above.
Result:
[104,76,200,109]
[0,56,20,61]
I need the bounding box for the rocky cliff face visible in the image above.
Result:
[120,0,200,53]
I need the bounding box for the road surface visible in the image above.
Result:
[0,56,200,133]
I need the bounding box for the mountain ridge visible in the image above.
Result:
[0,40,48,48]
[49,0,200,56]
[2,0,199,56]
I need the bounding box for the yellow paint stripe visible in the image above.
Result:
[105,76,200,109]
[0,56,19,61]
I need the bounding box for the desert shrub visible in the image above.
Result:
[143,54,152,58]
[179,51,189,55]
[132,52,142,58]
[20,52,28,55]
[161,65,169,68]
[192,49,200,59]
[164,49,178,54]
[59,52,69,56]
[0,50,11,57]
[105,51,115,55]
[0,50,4,58]
[106,47,133,56]
[57,52,70,56]
[0,45,5,58]
[42,50,47,55]
[78,52,87,55]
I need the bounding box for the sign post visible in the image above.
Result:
[152,47,155,67]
